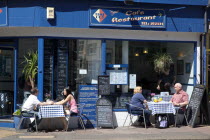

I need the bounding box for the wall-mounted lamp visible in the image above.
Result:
[0,49,2,54]
[124,0,133,5]
[47,7,55,19]
[143,48,148,54]
[134,52,139,56]
[178,52,184,57]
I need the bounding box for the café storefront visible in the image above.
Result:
[0,0,207,127]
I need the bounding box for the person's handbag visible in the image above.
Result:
[155,115,169,128]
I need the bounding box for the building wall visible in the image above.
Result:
[0,0,206,127]
[114,0,208,6]
[5,0,205,32]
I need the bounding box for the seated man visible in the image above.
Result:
[22,87,53,132]
[170,83,189,125]
[130,86,151,126]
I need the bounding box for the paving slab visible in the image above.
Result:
[1,125,210,140]
[0,128,21,139]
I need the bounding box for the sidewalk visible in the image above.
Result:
[1,125,210,140]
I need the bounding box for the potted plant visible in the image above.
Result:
[13,107,21,129]
[152,52,173,74]
[22,50,38,89]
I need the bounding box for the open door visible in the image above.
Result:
[0,42,15,117]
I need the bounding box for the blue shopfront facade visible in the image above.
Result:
[0,0,208,128]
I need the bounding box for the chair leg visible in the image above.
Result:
[143,113,147,129]
[79,117,85,130]
[175,109,178,127]
[34,114,38,132]
[129,115,133,126]
[17,118,24,130]
[184,113,188,125]
[123,114,129,127]
[175,110,182,127]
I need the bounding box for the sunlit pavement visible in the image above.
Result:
[0,128,20,139]
[1,125,210,140]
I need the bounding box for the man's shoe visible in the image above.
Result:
[138,117,144,122]
[146,123,152,127]
[27,127,35,132]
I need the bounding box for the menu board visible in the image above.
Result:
[96,98,114,128]
[57,40,68,95]
[187,84,205,128]
[106,70,128,85]
[78,85,98,128]
[98,75,110,95]
[44,41,54,95]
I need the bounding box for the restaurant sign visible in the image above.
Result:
[90,7,166,28]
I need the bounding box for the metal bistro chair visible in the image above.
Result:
[15,104,38,132]
[66,103,86,131]
[123,103,147,129]
[17,111,38,132]
[174,106,188,127]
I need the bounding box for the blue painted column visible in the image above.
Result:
[194,42,197,85]
[38,38,44,101]
[203,35,206,85]
[14,39,18,110]
[101,40,106,75]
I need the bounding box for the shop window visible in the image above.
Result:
[17,38,38,104]
[76,40,101,85]
[105,40,129,109]
[87,43,97,55]
[105,41,194,109]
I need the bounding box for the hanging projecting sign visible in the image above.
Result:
[0,0,7,26]
[90,7,166,28]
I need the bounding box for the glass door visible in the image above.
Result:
[0,47,14,116]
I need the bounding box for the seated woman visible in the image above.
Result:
[130,86,151,126]
[54,87,78,115]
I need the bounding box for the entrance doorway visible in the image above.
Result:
[0,43,15,116]
[43,39,102,100]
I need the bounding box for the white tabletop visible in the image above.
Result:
[147,101,176,115]
[39,105,65,118]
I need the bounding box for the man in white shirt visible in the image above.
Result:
[22,88,53,132]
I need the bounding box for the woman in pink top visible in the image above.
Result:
[54,87,78,115]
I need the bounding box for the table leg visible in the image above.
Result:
[60,117,67,131]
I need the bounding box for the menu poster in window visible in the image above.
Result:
[44,43,54,95]
[57,40,68,95]
[187,85,205,128]
[98,75,110,95]
[129,74,136,89]
[106,70,128,85]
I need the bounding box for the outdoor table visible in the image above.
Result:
[38,105,67,131]
[147,101,176,115]
[154,95,173,102]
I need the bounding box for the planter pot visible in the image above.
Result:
[13,115,21,129]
